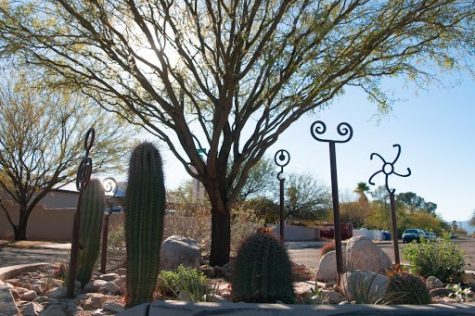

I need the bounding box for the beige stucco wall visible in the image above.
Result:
[0,205,125,241]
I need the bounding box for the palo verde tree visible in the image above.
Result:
[1,1,474,264]
[0,67,133,240]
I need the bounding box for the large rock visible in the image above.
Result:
[22,302,44,316]
[315,251,346,282]
[345,236,391,273]
[160,235,201,271]
[340,270,389,303]
[426,276,444,290]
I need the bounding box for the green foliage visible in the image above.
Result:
[125,142,166,307]
[385,273,431,305]
[76,179,105,288]
[402,239,465,282]
[447,284,474,303]
[320,241,335,256]
[158,265,208,302]
[232,233,295,303]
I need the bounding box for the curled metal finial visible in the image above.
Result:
[368,144,411,194]
[274,149,290,180]
[76,128,95,191]
[310,120,353,143]
[102,177,118,197]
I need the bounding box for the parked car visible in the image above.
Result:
[424,231,436,240]
[402,228,425,243]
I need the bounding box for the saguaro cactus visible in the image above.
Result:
[125,142,166,307]
[232,232,295,303]
[76,178,105,287]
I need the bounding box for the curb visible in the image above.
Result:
[0,262,51,281]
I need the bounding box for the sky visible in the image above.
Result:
[151,73,475,223]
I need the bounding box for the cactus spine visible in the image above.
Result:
[125,142,166,307]
[76,178,105,287]
[232,233,295,303]
[386,273,431,304]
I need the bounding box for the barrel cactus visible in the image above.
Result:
[76,178,105,288]
[125,142,166,307]
[385,273,431,304]
[231,232,295,303]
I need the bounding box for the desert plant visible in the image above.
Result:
[342,271,387,304]
[447,284,474,303]
[320,241,335,256]
[385,273,431,305]
[158,265,208,302]
[76,179,105,287]
[402,239,464,282]
[125,142,166,307]
[231,233,295,303]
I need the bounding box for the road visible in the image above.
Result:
[0,247,69,267]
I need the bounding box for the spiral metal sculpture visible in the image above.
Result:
[102,177,118,197]
[310,120,353,144]
[368,144,411,194]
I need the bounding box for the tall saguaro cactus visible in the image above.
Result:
[76,178,105,287]
[125,142,166,307]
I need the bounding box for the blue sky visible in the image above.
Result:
[157,73,475,223]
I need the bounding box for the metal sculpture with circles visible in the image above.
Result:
[274,149,291,244]
[101,177,118,273]
[310,120,353,284]
[68,127,95,298]
[368,144,411,195]
[368,144,411,267]
[102,177,118,197]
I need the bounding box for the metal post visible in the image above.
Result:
[274,149,290,244]
[389,192,400,266]
[67,128,95,298]
[311,121,353,285]
[329,142,343,278]
[369,144,411,268]
[279,177,285,243]
[100,211,110,274]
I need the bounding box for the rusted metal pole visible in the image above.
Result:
[329,142,344,281]
[100,212,110,274]
[389,192,400,266]
[279,177,285,244]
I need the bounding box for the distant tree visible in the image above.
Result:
[354,182,370,208]
[470,210,475,227]
[0,68,133,240]
[243,196,279,224]
[2,0,474,265]
[239,158,274,201]
[396,192,437,214]
[284,174,330,221]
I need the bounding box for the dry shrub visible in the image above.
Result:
[320,241,335,256]
[230,205,265,253]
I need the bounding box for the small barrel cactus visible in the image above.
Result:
[386,273,431,304]
[231,232,295,303]
[76,178,105,287]
[125,142,166,307]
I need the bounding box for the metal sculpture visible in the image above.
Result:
[369,144,411,266]
[310,121,353,283]
[67,127,95,297]
[274,149,291,243]
[100,177,118,273]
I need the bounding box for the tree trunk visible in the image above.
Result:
[209,207,231,266]
[13,206,29,240]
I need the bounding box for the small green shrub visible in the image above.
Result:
[158,265,208,302]
[402,239,464,282]
[320,241,335,256]
[447,284,474,303]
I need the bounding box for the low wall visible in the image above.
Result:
[0,207,124,241]
[270,224,321,241]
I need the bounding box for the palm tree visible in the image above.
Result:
[354,182,370,208]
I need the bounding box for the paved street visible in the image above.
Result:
[0,246,69,267]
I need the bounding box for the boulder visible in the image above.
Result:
[426,276,444,290]
[322,290,345,304]
[21,290,38,301]
[316,251,346,282]
[345,236,391,273]
[160,235,201,271]
[102,281,120,294]
[340,270,389,303]
[45,286,67,299]
[99,273,119,282]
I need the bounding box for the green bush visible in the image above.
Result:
[158,265,208,302]
[402,239,464,282]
